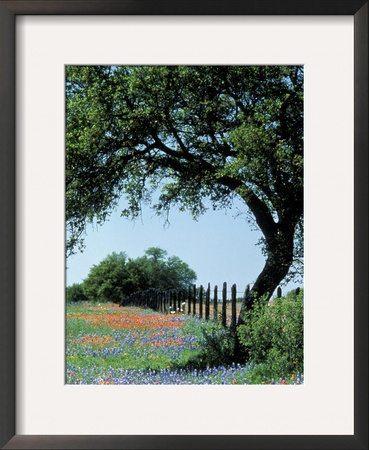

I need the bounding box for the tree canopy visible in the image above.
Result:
[81,248,197,303]
[66,65,303,322]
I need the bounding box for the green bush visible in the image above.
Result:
[237,289,303,379]
[176,321,239,370]
[66,283,88,303]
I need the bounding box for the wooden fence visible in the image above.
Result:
[119,283,302,328]
[120,282,247,329]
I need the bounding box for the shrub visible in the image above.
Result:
[66,283,88,303]
[237,289,303,379]
[175,321,239,370]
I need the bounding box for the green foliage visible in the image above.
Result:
[132,247,197,291]
[176,321,239,370]
[66,283,87,303]
[82,252,129,303]
[66,65,304,317]
[66,66,303,295]
[81,247,196,303]
[237,289,303,379]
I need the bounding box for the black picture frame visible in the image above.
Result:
[0,1,367,449]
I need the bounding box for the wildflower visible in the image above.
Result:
[232,379,237,384]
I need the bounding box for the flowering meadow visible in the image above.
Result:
[66,302,303,385]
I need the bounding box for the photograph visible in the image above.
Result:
[1,1,367,448]
[65,65,304,386]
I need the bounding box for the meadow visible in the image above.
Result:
[66,302,303,385]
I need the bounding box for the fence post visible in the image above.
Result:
[174,290,178,313]
[231,284,237,329]
[193,284,196,316]
[222,282,227,327]
[243,284,250,313]
[188,285,192,315]
[244,284,250,298]
[213,285,218,321]
[205,283,210,320]
[179,290,184,314]
[199,285,203,319]
[277,286,282,298]
[168,290,172,313]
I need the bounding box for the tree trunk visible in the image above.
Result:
[237,224,295,327]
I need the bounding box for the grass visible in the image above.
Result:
[66,301,303,385]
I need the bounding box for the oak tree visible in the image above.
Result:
[81,248,197,303]
[66,65,303,325]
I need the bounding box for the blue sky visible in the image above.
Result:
[66,195,303,297]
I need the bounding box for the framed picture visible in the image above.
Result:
[1,1,367,449]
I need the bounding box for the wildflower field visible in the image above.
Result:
[66,302,303,385]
